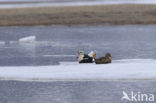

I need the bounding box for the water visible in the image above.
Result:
[0,25,156,66]
[0,80,156,103]
[0,0,156,8]
[0,24,156,103]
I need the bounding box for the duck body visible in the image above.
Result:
[95,53,112,64]
[77,51,96,63]
[95,57,111,64]
[79,54,93,63]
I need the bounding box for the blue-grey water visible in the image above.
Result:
[0,25,156,103]
[0,0,156,8]
[0,80,155,103]
[0,25,156,66]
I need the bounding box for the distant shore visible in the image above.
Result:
[1,4,156,26]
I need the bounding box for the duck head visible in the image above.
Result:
[105,53,111,58]
[78,51,84,55]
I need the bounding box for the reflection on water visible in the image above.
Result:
[0,25,156,66]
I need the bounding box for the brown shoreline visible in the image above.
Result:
[0,4,156,26]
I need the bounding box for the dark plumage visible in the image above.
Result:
[95,53,112,64]
[79,54,93,63]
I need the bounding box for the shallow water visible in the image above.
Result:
[0,80,156,103]
[0,25,156,66]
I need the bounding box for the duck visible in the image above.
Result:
[95,53,112,64]
[77,51,96,63]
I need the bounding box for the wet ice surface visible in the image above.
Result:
[0,80,155,103]
[0,25,156,66]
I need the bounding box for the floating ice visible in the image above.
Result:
[19,36,36,43]
[0,59,156,81]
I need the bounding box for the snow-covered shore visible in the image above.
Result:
[0,59,156,81]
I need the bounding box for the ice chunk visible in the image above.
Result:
[0,59,156,81]
[19,36,36,43]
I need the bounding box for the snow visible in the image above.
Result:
[19,36,36,43]
[0,59,156,81]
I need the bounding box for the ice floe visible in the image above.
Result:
[19,36,36,43]
[0,59,156,81]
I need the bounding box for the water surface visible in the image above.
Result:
[0,0,156,8]
[0,80,156,103]
[0,25,156,66]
